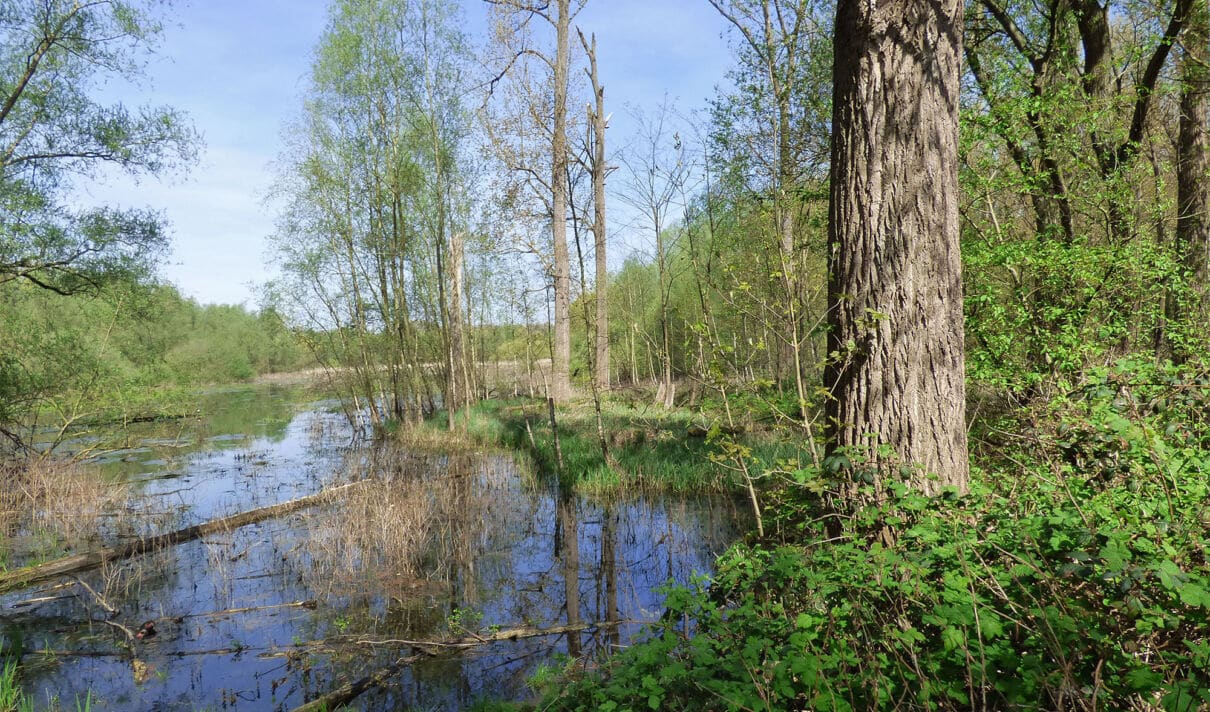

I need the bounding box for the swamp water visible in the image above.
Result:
[2,384,748,710]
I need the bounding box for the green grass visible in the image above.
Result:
[0,658,35,712]
[408,395,806,495]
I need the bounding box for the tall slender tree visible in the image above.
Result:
[825,0,968,495]
[486,0,581,403]
[269,0,475,426]
[708,0,832,431]
[579,28,610,393]
[618,101,690,408]
[1177,0,1209,314]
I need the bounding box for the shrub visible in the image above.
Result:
[547,359,1210,711]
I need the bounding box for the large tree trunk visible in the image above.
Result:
[1178,0,1210,308]
[825,0,968,495]
[549,0,573,403]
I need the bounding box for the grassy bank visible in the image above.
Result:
[404,395,803,495]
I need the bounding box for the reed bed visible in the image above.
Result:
[301,449,492,602]
[1,459,128,564]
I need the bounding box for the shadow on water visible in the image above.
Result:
[2,384,748,710]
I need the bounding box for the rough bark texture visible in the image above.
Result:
[825,0,969,495]
[549,0,573,403]
[1178,0,1210,299]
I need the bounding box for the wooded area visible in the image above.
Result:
[3,0,1210,708]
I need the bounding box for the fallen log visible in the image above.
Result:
[292,621,624,712]
[0,481,365,595]
[182,599,319,620]
[292,652,427,712]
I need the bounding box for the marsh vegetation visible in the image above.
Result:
[0,384,746,710]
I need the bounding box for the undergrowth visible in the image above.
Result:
[533,359,1210,711]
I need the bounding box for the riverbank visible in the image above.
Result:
[490,364,1210,711]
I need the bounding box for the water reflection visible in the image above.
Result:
[2,385,747,710]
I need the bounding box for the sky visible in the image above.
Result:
[82,0,737,306]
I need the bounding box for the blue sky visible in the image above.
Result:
[84,0,736,306]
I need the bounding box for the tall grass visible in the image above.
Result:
[0,658,34,712]
[1,659,92,712]
[300,447,495,603]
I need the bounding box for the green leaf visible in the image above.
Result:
[1157,559,1184,589]
[1125,667,1162,691]
[941,627,965,652]
[978,614,1004,640]
[1178,582,1210,608]
[1100,538,1131,570]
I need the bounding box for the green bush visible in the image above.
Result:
[547,360,1210,711]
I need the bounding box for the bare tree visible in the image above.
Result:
[618,99,690,408]
[486,0,584,403]
[579,28,611,392]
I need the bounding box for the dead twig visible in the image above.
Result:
[73,575,118,617]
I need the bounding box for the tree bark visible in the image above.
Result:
[447,229,466,427]
[1178,0,1210,309]
[825,0,969,495]
[549,0,573,403]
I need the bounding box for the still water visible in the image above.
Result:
[2,384,747,710]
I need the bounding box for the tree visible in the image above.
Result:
[708,0,832,432]
[962,0,1194,382]
[486,0,582,403]
[268,0,476,427]
[825,0,968,495]
[618,100,690,408]
[0,0,197,294]
[578,28,609,393]
[1177,0,1209,320]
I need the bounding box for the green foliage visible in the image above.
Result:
[0,0,199,294]
[544,360,1210,710]
[958,4,1205,393]
[0,657,35,712]
[417,397,774,494]
[266,0,478,425]
[0,280,310,453]
[960,109,1189,394]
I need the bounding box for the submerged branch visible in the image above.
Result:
[292,620,627,712]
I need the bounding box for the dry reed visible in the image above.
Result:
[0,458,127,556]
[301,449,488,600]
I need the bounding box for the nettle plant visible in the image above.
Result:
[548,358,1210,711]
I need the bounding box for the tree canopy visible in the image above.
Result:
[0,0,197,294]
